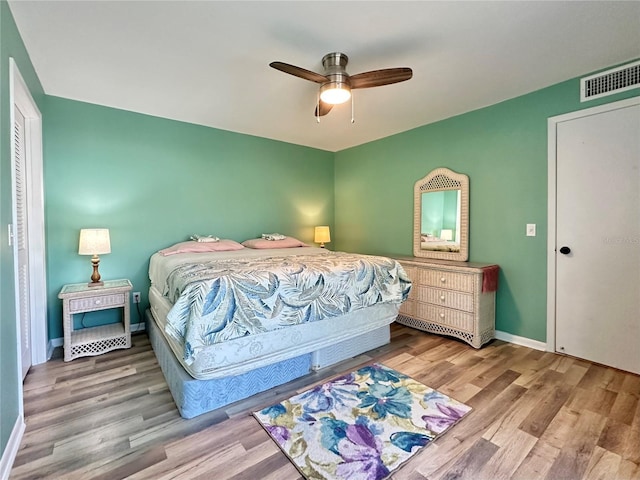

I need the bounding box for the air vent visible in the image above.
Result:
[581,60,640,102]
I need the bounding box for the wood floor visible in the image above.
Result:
[10,324,640,479]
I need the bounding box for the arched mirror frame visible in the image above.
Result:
[413,167,469,261]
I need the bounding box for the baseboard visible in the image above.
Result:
[47,337,63,360]
[0,415,25,480]
[494,330,547,351]
[46,322,146,360]
[131,322,146,334]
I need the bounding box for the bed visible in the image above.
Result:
[147,243,411,418]
[420,234,460,252]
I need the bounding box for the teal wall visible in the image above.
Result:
[0,0,44,461]
[43,96,335,339]
[334,71,639,342]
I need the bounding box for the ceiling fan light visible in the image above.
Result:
[320,82,351,104]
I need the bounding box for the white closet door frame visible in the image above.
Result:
[10,59,47,369]
[546,96,640,351]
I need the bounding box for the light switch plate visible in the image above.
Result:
[526,223,536,237]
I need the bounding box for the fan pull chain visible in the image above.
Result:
[351,94,355,124]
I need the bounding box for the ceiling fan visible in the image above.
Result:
[269,52,412,118]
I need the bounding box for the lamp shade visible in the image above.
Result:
[440,229,453,241]
[314,226,331,244]
[78,229,111,255]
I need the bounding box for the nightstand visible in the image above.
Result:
[58,279,132,361]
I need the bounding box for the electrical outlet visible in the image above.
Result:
[526,223,536,237]
[133,292,141,303]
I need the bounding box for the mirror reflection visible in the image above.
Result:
[420,190,461,252]
[413,167,469,261]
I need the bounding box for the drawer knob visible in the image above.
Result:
[440,277,446,283]
[439,312,445,318]
[440,295,446,301]
[95,299,101,305]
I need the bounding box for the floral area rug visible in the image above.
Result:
[252,363,472,480]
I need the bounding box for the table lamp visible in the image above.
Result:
[440,229,453,241]
[78,228,111,287]
[314,226,331,248]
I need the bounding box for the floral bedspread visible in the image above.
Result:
[164,252,411,364]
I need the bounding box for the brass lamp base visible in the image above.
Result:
[88,254,104,287]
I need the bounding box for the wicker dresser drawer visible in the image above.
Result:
[418,286,473,312]
[69,293,125,312]
[419,269,475,293]
[418,303,474,332]
[402,267,418,300]
[399,298,417,317]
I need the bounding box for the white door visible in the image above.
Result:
[14,104,31,379]
[555,102,640,374]
[10,59,47,380]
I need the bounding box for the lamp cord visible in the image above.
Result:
[135,300,143,324]
[78,300,142,330]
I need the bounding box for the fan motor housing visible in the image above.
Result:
[322,52,349,70]
[322,53,350,80]
[321,52,351,98]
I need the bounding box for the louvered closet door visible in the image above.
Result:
[14,104,31,379]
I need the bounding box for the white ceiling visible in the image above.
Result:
[8,1,640,152]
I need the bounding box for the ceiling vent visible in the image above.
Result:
[581,60,640,102]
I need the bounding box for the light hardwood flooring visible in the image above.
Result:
[10,324,640,479]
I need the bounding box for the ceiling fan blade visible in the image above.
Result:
[350,67,413,89]
[314,100,333,117]
[269,61,328,84]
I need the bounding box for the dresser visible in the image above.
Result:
[395,257,498,348]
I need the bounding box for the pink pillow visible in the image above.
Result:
[242,237,308,249]
[159,239,245,256]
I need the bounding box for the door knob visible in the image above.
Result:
[559,246,571,254]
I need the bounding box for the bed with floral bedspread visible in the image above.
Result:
[163,251,411,365]
[147,246,411,418]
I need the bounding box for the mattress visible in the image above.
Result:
[149,247,410,372]
[149,285,399,380]
[420,241,460,252]
[147,246,407,417]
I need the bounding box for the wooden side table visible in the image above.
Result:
[58,279,132,361]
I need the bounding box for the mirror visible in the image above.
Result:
[413,168,469,261]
